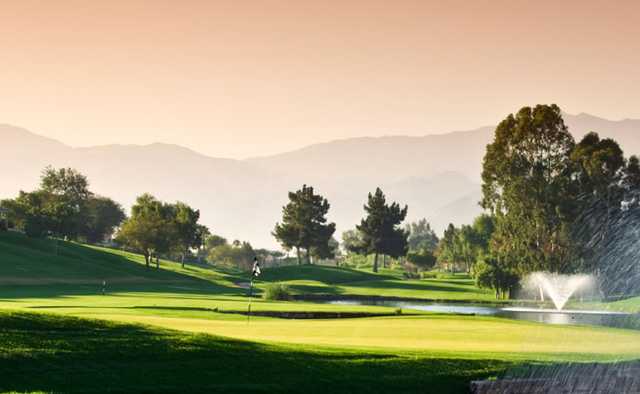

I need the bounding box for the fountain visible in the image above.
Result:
[501,272,630,318]
[527,272,593,311]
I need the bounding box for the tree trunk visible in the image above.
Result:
[306,248,311,265]
[144,252,150,268]
[181,252,185,268]
[373,252,379,273]
[383,254,387,268]
[156,255,160,269]
[296,247,301,265]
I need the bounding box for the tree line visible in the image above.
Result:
[271,105,640,298]
[3,104,638,293]
[1,167,284,270]
[1,167,125,243]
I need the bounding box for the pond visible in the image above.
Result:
[326,299,640,330]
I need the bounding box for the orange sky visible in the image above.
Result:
[1,0,639,158]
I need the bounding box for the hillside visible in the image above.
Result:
[0,231,241,291]
[1,112,638,247]
[0,232,500,303]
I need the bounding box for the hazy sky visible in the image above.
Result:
[1,0,639,158]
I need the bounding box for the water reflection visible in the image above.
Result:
[326,300,640,329]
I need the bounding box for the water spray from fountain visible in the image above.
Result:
[525,272,594,311]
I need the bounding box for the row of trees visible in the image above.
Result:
[273,185,337,265]
[1,167,125,243]
[1,168,209,269]
[2,167,285,271]
[437,215,495,273]
[116,194,207,268]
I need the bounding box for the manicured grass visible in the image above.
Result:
[91,312,640,360]
[2,286,639,360]
[0,232,498,303]
[2,231,640,393]
[0,231,241,288]
[0,310,512,394]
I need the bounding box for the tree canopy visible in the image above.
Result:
[481,104,577,274]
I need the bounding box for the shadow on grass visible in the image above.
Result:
[0,310,512,394]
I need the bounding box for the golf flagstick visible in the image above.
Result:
[247,278,254,324]
[247,257,261,324]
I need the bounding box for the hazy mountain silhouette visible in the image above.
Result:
[1,113,638,248]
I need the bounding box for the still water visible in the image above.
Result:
[326,299,639,329]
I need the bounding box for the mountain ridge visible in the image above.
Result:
[2,113,638,248]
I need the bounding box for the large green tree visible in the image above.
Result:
[40,166,92,238]
[481,104,577,274]
[273,185,336,265]
[356,188,408,272]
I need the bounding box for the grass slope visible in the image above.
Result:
[0,231,495,303]
[0,231,243,290]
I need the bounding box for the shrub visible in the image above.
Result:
[262,283,291,301]
[402,271,420,279]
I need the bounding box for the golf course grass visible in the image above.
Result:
[1,231,639,392]
[0,310,514,394]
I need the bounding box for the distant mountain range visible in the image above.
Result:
[2,113,639,248]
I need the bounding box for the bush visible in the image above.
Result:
[402,271,420,279]
[420,271,437,279]
[341,253,373,269]
[262,283,291,301]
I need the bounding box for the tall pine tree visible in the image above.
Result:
[357,188,408,272]
[273,185,336,264]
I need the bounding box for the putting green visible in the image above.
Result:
[90,312,640,359]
